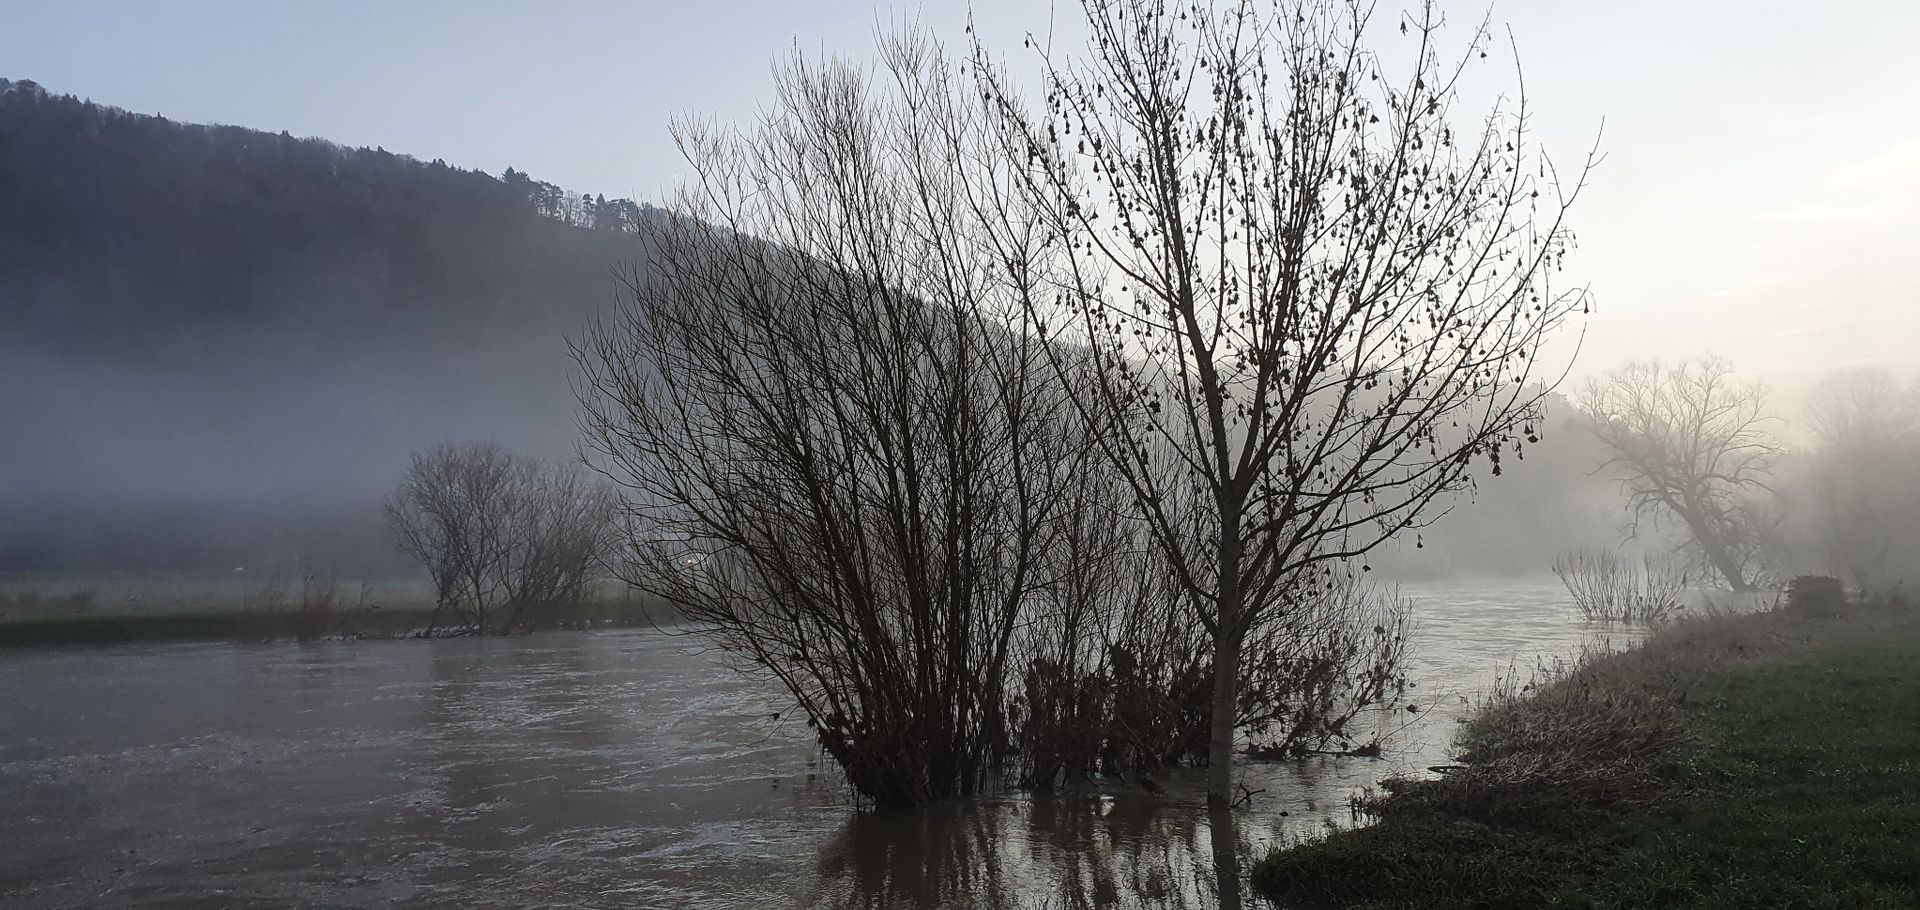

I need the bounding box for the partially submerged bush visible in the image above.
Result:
[1552,547,1690,623]
[1013,568,1411,788]
[1241,580,1412,759]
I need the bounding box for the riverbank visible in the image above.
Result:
[0,599,670,647]
[1251,588,1920,909]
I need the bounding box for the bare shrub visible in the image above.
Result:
[385,443,615,636]
[1551,548,1690,624]
[576,37,1089,805]
[292,571,338,642]
[1242,579,1413,759]
[1012,523,1414,785]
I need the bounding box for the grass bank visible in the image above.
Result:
[0,598,671,647]
[1251,590,1920,910]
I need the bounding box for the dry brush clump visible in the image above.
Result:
[1551,547,1690,624]
[1010,530,1413,788]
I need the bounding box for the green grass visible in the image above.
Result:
[1558,637,1920,909]
[0,572,677,646]
[1251,600,1920,910]
[0,606,438,646]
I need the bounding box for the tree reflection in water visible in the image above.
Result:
[804,791,1248,909]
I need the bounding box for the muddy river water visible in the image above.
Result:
[1,578,1634,908]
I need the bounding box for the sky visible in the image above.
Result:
[4,0,1917,401]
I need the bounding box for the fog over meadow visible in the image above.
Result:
[2,0,1917,581]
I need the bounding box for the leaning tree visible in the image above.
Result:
[1576,356,1781,592]
[973,0,1594,805]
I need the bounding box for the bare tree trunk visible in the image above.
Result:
[1206,623,1242,808]
[1677,504,1751,592]
[1208,803,1245,910]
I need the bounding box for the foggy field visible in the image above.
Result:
[0,573,436,619]
[0,574,667,647]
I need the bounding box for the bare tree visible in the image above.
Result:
[1802,366,1920,591]
[385,443,615,635]
[973,0,1593,804]
[496,461,621,632]
[1806,366,1918,453]
[1576,357,1781,592]
[575,37,1093,804]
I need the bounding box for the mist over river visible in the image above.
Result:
[1,578,1635,908]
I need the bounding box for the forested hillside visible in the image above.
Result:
[0,76,1620,579]
[0,78,652,572]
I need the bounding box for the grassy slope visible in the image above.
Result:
[1252,603,1920,909]
[1560,634,1920,909]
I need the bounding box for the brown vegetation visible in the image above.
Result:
[575,25,1430,806]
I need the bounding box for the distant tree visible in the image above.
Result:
[1577,357,1781,591]
[1806,366,1918,453]
[973,0,1594,806]
[384,443,615,635]
[1802,366,1920,591]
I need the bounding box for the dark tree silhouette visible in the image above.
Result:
[575,38,1090,804]
[972,0,1594,805]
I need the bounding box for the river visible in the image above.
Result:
[0,577,1634,908]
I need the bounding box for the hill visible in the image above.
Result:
[0,77,1626,581]
[0,77,651,573]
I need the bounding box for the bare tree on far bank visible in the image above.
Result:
[385,443,616,635]
[1802,366,1920,592]
[1576,357,1781,592]
[973,0,1593,806]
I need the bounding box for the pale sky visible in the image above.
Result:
[5,0,1917,400]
